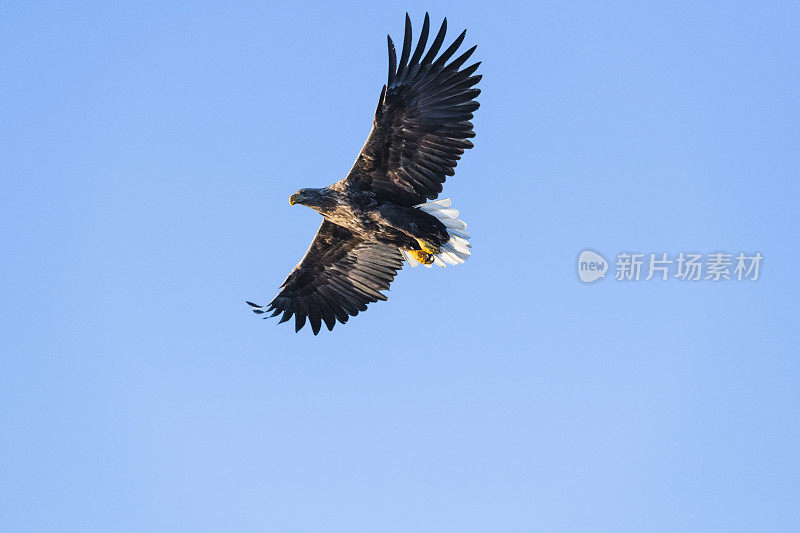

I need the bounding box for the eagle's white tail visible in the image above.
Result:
[400,198,472,268]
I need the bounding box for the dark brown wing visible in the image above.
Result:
[247,220,404,334]
[339,13,481,206]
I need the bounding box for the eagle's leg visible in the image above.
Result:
[377,205,448,256]
[408,249,434,265]
[415,238,440,255]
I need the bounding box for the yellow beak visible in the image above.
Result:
[289,193,302,205]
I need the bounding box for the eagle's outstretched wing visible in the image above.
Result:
[247,221,404,334]
[339,13,481,206]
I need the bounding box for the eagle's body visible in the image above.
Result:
[286,187,450,252]
[248,13,481,334]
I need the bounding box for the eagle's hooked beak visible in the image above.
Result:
[289,192,303,205]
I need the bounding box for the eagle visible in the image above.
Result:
[247,13,481,334]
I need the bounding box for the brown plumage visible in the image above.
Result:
[248,13,481,334]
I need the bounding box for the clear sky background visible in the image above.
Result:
[2,1,799,531]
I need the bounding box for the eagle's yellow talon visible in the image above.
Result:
[408,249,434,265]
[416,238,440,255]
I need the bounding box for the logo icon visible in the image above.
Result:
[578,250,608,283]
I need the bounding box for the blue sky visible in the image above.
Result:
[2,1,799,531]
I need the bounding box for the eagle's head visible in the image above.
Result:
[289,188,337,212]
